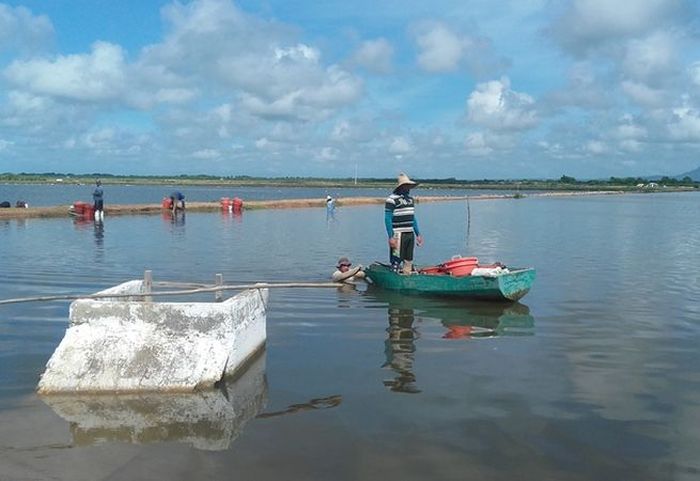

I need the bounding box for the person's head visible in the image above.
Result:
[96,179,102,186]
[393,172,418,194]
[337,256,352,271]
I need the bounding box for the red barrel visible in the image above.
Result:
[220,197,232,211]
[84,204,95,218]
[232,197,243,212]
[162,197,173,209]
[71,201,88,216]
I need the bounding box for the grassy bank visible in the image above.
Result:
[2,173,698,191]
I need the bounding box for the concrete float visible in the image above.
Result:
[37,279,268,394]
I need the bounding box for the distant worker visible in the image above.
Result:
[93,180,104,220]
[15,200,28,208]
[170,191,185,213]
[326,195,335,211]
[385,173,423,274]
[331,257,366,283]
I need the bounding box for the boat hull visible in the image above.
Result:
[365,263,535,302]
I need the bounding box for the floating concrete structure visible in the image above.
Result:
[37,279,268,393]
[40,350,267,451]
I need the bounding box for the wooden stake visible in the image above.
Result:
[144,270,153,302]
[215,273,223,302]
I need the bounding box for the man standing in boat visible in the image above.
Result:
[385,173,423,274]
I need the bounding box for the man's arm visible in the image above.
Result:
[332,266,362,282]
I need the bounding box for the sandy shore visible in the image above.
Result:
[0,191,624,220]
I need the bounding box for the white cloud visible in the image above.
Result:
[467,77,537,131]
[414,22,465,73]
[614,122,647,140]
[464,132,493,156]
[620,139,642,152]
[585,140,607,154]
[0,139,14,151]
[0,4,53,52]
[668,106,700,141]
[550,0,688,55]
[5,41,127,102]
[621,80,665,107]
[389,136,413,154]
[192,148,221,159]
[621,31,676,83]
[352,38,394,74]
[689,62,700,87]
[317,146,338,161]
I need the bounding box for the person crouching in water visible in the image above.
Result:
[385,173,423,274]
[332,257,366,283]
[170,191,185,213]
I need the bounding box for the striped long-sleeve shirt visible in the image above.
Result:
[385,193,420,237]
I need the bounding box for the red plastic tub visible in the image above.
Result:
[442,256,479,277]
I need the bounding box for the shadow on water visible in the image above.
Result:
[39,351,267,451]
[363,287,535,394]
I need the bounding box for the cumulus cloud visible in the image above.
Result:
[389,136,413,155]
[585,140,607,154]
[414,22,465,72]
[464,132,493,156]
[140,0,363,120]
[689,62,700,87]
[621,80,666,107]
[352,38,394,74]
[412,21,507,76]
[621,31,677,84]
[5,41,127,102]
[467,77,537,131]
[549,0,690,56]
[0,4,53,52]
[668,105,700,141]
[192,148,221,159]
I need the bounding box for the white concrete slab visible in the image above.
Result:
[37,281,268,393]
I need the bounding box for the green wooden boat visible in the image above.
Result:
[364,263,536,302]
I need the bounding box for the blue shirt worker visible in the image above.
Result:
[93,180,104,218]
[170,191,185,212]
[385,173,423,274]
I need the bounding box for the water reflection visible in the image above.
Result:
[365,288,535,394]
[93,219,104,249]
[39,351,267,451]
[162,210,186,231]
[383,302,421,394]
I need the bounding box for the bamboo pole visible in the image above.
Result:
[0,282,345,306]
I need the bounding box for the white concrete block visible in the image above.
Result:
[37,282,268,393]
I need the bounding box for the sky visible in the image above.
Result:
[1,0,700,179]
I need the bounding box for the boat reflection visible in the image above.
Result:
[364,288,535,394]
[40,351,267,451]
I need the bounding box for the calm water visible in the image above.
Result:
[0,183,511,207]
[0,192,698,480]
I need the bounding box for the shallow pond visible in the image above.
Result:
[1,192,698,480]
